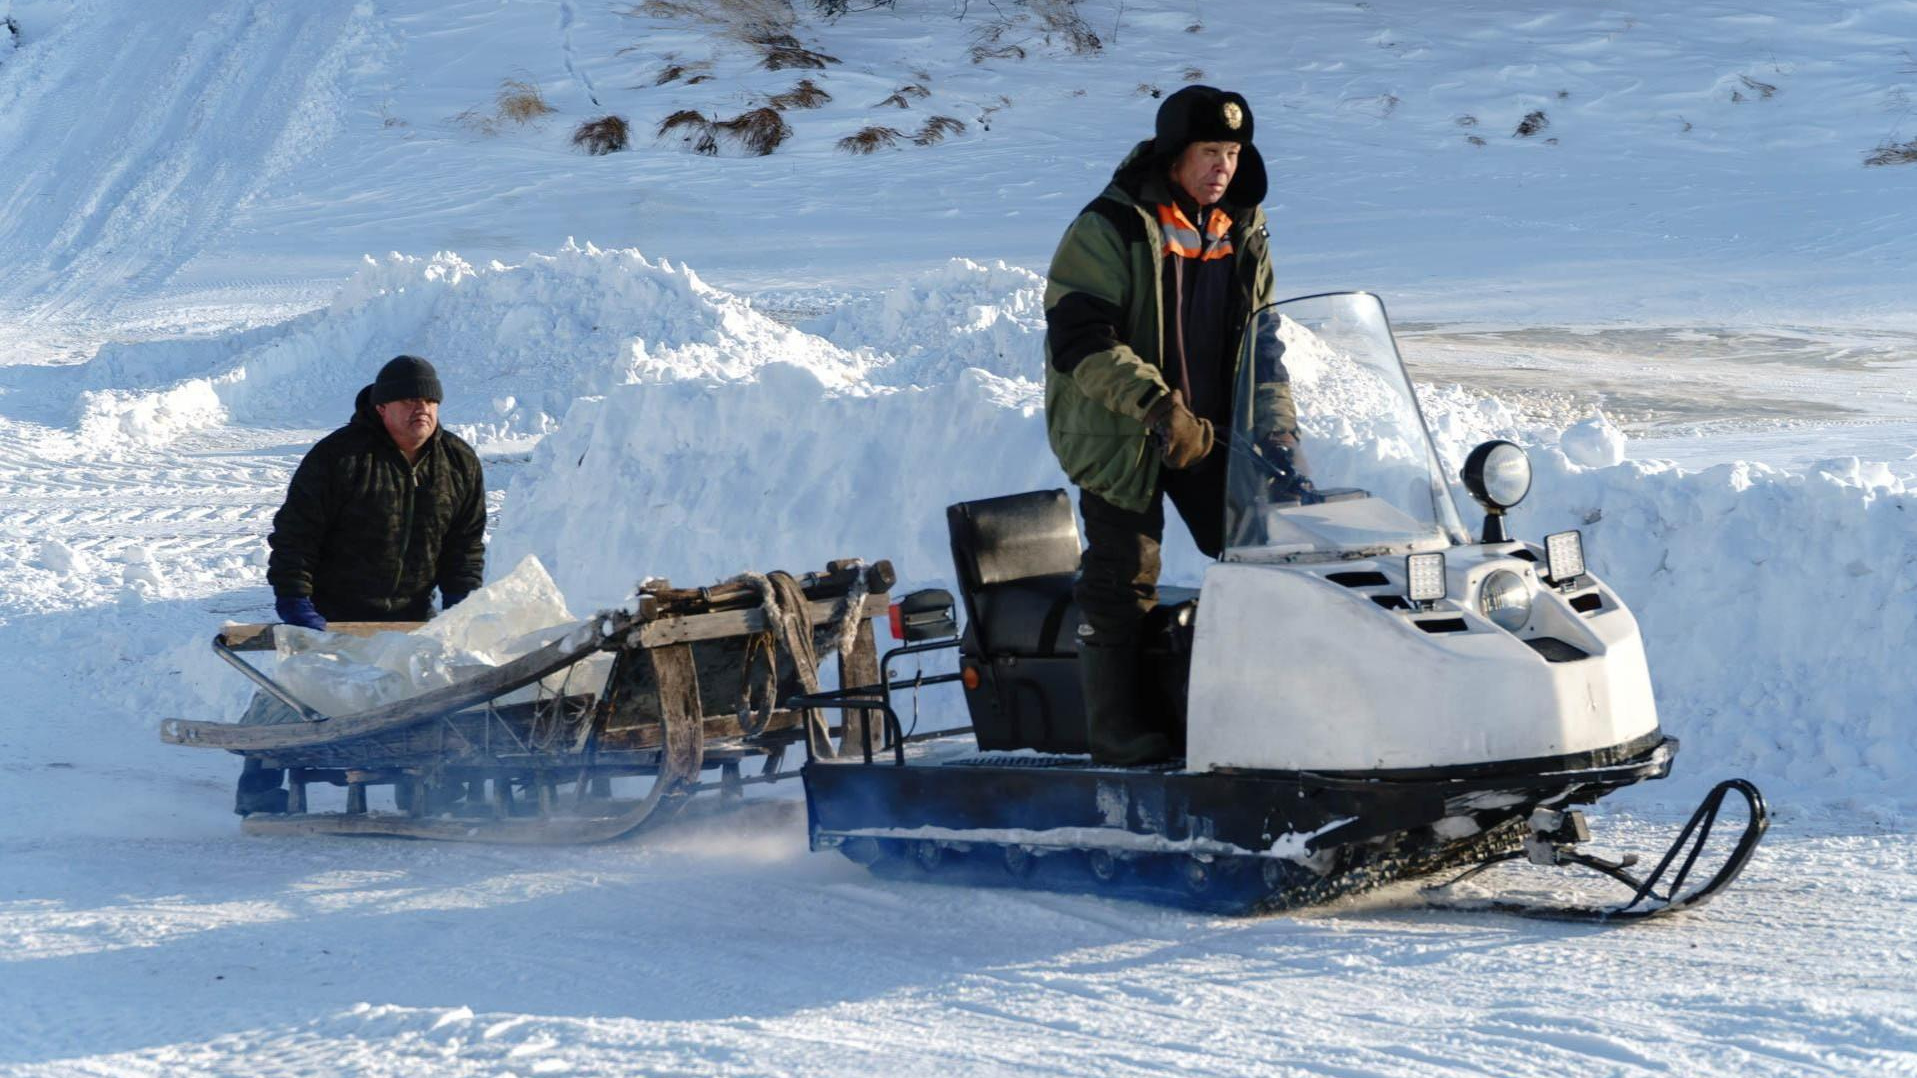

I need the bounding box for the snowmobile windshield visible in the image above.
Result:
[1222,292,1469,562]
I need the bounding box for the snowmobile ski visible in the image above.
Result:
[1421,778,1769,921]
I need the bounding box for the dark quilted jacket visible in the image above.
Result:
[266,387,486,622]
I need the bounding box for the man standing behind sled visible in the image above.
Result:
[234,355,486,814]
[1043,85,1300,766]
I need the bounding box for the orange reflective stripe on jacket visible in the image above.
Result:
[1155,203,1234,261]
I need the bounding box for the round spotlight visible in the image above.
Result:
[1478,569,1534,631]
[1462,440,1533,512]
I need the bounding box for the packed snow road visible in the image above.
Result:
[1,791,1912,1076]
[0,419,1910,1077]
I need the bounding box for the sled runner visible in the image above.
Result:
[794,292,1770,918]
[163,560,894,843]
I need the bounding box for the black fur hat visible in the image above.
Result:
[1152,84,1267,206]
[369,354,443,406]
[1156,84,1253,149]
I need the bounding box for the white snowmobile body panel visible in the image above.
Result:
[1185,549,1660,773]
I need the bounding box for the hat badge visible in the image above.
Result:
[1221,101,1244,130]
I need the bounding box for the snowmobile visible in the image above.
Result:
[796,291,1769,920]
[163,560,900,842]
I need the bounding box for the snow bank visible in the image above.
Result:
[804,258,1048,386]
[1506,451,1914,806]
[490,365,1060,610]
[74,241,871,447]
[489,252,1915,810]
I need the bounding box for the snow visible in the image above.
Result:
[1559,413,1628,469]
[0,0,1913,1074]
[69,242,871,449]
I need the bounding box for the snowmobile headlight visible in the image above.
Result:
[1478,569,1533,631]
[1463,440,1533,511]
[1462,440,1533,543]
[1405,552,1447,604]
[1545,530,1586,587]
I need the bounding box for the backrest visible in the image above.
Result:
[946,489,1082,592]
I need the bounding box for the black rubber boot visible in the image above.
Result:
[1079,634,1172,767]
[234,758,289,816]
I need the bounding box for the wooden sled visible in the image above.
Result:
[161,560,895,843]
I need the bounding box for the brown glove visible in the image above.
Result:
[1146,390,1213,470]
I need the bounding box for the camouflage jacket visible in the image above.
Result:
[1043,141,1293,513]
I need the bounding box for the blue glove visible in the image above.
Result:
[275,596,327,631]
[441,589,469,610]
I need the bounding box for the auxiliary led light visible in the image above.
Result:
[1545,530,1586,586]
[1406,552,1447,604]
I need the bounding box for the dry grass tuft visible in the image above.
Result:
[1864,138,1917,167]
[977,95,1009,132]
[1136,83,1162,99]
[658,108,718,154]
[969,42,1025,63]
[1455,115,1478,127]
[812,0,896,14]
[1514,110,1549,137]
[967,20,1026,64]
[497,79,557,123]
[631,0,703,17]
[1032,0,1101,54]
[654,60,713,85]
[1466,135,1487,147]
[838,125,905,154]
[767,78,831,109]
[452,108,500,137]
[627,0,793,38]
[572,115,631,155]
[754,33,839,70]
[876,83,931,108]
[912,115,966,146]
[714,107,792,155]
[1738,74,1778,100]
[1182,67,1204,82]
[658,108,712,136]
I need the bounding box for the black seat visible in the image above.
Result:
[946,490,1202,755]
[947,490,1083,657]
[947,490,1203,657]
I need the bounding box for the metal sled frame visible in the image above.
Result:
[162,561,896,843]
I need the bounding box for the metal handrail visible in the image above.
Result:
[787,637,967,766]
[212,632,332,724]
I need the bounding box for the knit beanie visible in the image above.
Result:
[369,355,444,406]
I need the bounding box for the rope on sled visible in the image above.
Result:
[730,563,866,753]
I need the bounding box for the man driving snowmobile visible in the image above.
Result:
[1042,85,1302,765]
